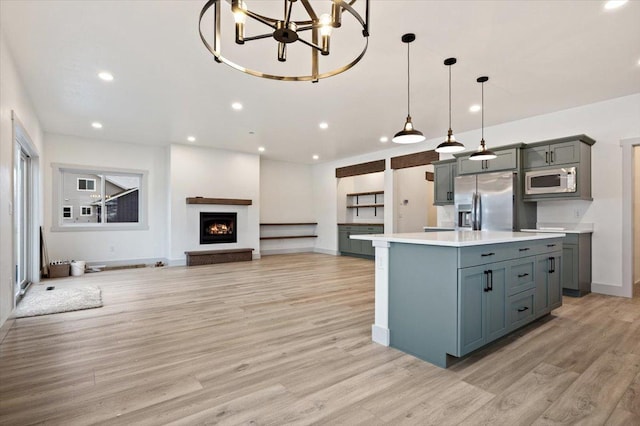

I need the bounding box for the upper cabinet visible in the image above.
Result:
[522,135,595,202]
[522,137,593,169]
[433,159,457,205]
[456,145,522,175]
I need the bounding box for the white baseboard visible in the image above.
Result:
[167,258,186,267]
[261,247,314,256]
[314,247,339,256]
[372,324,390,346]
[87,257,169,268]
[592,282,632,298]
[252,253,261,260]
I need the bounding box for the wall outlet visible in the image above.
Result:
[574,208,581,218]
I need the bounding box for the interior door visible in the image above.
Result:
[15,148,30,300]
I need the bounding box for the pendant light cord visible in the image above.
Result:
[481,80,484,141]
[448,64,452,129]
[407,42,411,116]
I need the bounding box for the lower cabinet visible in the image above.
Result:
[561,233,592,296]
[458,262,508,355]
[338,225,382,258]
[535,252,562,315]
[457,244,562,357]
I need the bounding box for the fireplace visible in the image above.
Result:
[200,212,237,244]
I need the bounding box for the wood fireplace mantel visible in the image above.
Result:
[186,197,252,206]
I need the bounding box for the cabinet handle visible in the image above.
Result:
[551,257,556,273]
[483,271,490,292]
[518,273,529,278]
[488,270,493,291]
[545,152,549,164]
[481,252,495,257]
[548,256,554,273]
[550,151,554,163]
[517,306,529,312]
[519,248,530,252]
[546,244,556,248]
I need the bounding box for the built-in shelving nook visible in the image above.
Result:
[346,190,384,217]
[259,223,318,255]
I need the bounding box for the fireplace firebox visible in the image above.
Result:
[200,212,237,244]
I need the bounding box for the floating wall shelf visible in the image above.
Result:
[186,197,252,205]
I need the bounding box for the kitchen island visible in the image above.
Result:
[351,231,565,368]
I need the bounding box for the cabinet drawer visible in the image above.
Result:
[509,258,535,295]
[509,289,535,330]
[537,239,563,255]
[459,245,511,268]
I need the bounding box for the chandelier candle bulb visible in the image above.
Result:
[331,2,342,28]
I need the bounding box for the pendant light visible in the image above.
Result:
[435,58,465,153]
[469,76,497,161]
[392,33,425,144]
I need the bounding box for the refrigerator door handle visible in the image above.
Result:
[471,192,476,230]
[473,192,482,230]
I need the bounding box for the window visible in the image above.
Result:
[52,163,148,231]
[77,178,96,191]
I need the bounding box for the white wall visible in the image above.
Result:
[634,146,640,287]
[0,33,44,327]
[394,165,435,232]
[313,93,640,295]
[260,159,314,222]
[43,133,167,265]
[168,144,260,263]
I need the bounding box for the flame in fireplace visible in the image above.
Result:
[207,222,233,235]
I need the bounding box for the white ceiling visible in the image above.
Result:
[1,0,639,164]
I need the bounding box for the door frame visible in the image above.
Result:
[12,111,40,304]
[621,137,640,298]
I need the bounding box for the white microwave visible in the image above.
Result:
[525,167,577,195]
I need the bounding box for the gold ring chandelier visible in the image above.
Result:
[199,0,370,82]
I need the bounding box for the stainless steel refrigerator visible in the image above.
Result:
[454,171,536,231]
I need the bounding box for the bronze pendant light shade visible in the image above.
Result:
[393,33,426,144]
[435,57,465,153]
[469,76,497,161]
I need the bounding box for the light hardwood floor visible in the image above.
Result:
[0,253,639,425]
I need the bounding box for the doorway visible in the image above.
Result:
[13,112,39,305]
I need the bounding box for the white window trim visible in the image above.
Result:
[80,206,92,216]
[63,205,73,219]
[51,163,149,232]
[77,177,96,191]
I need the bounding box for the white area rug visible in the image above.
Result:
[15,285,103,318]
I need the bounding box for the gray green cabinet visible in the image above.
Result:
[522,135,595,201]
[561,233,592,297]
[523,139,589,169]
[388,237,564,367]
[433,159,457,205]
[339,224,383,258]
[456,146,520,176]
[534,252,562,315]
[458,262,508,355]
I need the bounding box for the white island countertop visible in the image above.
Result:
[350,230,565,247]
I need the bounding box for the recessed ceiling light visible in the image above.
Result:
[604,0,627,10]
[258,146,265,152]
[98,71,114,81]
[187,136,196,142]
[319,122,329,129]
[312,154,319,160]
[469,104,482,113]
[91,122,103,129]
[232,102,243,110]
[379,136,388,143]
